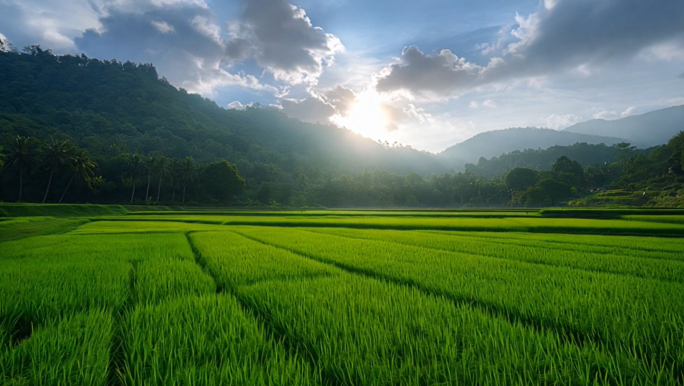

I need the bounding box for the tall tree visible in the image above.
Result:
[126,153,144,204]
[59,149,98,203]
[505,168,539,191]
[179,157,197,205]
[169,158,183,203]
[155,156,172,202]
[199,161,245,202]
[143,155,158,201]
[41,137,75,203]
[4,136,38,202]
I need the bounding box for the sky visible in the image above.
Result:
[1,0,683,152]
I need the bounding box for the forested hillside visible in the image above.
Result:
[1,46,683,207]
[439,127,625,167]
[564,105,684,147]
[464,143,646,179]
[0,47,444,173]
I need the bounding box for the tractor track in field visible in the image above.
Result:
[231,230,604,352]
[184,232,343,386]
[107,260,139,386]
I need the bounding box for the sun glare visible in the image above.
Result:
[333,91,392,141]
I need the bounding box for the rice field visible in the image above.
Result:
[1,209,684,385]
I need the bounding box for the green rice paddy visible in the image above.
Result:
[1,208,684,385]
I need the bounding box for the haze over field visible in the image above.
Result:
[1,0,683,151]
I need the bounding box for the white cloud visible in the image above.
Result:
[375,0,684,100]
[545,113,581,129]
[151,20,174,34]
[592,106,636,120]
[232,0,344,85]
[482,99,497,108]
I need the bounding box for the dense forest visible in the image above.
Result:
[1,45,683,207]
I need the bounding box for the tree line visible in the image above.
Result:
[0,135,245,205]
[2,131,682,208]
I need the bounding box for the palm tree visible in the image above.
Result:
[41,137,75,203]
[59,149,97,203]
[179,157,197,205]
[143,156,157,201]
[126,153,144,204]
[169,158,183,203]
[155,156,172,202]
[4,136,37,202]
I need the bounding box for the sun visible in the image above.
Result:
[332,91,391,141]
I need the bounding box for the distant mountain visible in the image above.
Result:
[0,47,445,177]
[439,127,625,167]
[563,105,684,147]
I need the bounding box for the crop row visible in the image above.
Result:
[441,230,684,255]
[232,227,684,372]
[304,228,684,282]
[1,232,316,385]
[91,215,684,236]
[190,231,679,385]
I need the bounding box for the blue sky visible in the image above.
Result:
[1,0,683,152]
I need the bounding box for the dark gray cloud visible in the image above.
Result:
[377,0,684,97]
[323,85,355,116]
[376,46,482,98]
[280,96,336,123]
[75,3,276,94]
[235,0,343,84]
[508,0,684,69]
[279,85,355,122]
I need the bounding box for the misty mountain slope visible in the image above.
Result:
[439,127,625,166]
[563,105,684,147]
[0,48,446,176]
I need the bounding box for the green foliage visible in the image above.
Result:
[199,161,245,203]
[0,47,681,208]
[505,167,538,191]
[465,142,624,179]
[3,213,684,384]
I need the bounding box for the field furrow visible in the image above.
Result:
[190,230,678,386]
[232,226,684,375]
[304,228,684,282]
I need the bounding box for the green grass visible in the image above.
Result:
[2,211,684,385]
[1,309,114,386]
[0,203,129,218]
[191,231,676,385]
[121,295,318,386]
[622,215,684,224]
[0,217,90,243]
[234,226,684,373]
[304,227,684,282]
[92,214,684,236]
[541,208,684,218]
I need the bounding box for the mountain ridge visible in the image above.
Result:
[439,127,626,168]
[562,105,684,147]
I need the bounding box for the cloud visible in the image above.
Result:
[376,46,483,99]
[592,106,636,120]
[151,20,175,34]
[280,96,336,123]
[75,2,280,95]
[545,113,581,129]
[322,85,355,116]
[376,0,684,99]
[482,99,497,108]
[1,0,340,95]
[278,85,355,123]
[233,0,344,84]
